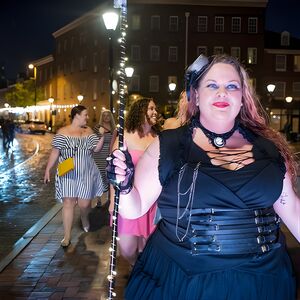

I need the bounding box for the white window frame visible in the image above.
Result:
[275,55,287,72]
[197,16,208,32]
[169,16,178,32]
[150,46,160,61]
[132,15,141,30]
[215,16,224,32]
[248,17,257,34]
[231,17,241,33]
[131,75,140,91]
[281,31,290,46]
[168,46,178,62]
[213,46,224,55]
[131,45,141,61]
[151,15,160,31]
[149,76,159,92]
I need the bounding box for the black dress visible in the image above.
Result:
[125,124,296,300]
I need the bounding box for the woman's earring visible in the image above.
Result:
[196,96,199,106]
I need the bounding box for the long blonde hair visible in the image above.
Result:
[188,54,298,186]
[98,110,116,132]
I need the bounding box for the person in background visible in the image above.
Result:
[107,54,299,299]
[163,91,191,130]
[44,105,105,248]
[93,109,117,207]
[109,97,159,266]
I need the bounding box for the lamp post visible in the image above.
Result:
[48,97,54,131]
[266,84,276,102]
[102,11,119,113]
[28,64,37,106]
[284,96,293,141]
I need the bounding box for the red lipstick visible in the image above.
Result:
[213,102,229,108]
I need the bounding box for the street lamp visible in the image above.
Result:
[102,11,119,113]
[28,64,37,106]
[266,84,276,103]
[168,82,177,93]
[48,97,54,131]
[285,96,293,103]
[77,94,84,103]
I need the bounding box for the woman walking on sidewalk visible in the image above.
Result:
[44,105,105,247]
[93,109,117,206]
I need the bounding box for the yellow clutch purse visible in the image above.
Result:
[58,157,75,177]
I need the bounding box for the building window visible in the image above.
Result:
[275,55,286,71]
[132,15,141,30]
[247,48,257,64]
[215,17,224,32]
[151,15,160,31]
[149,76,159,92]
[231,47,241,60]
[281,31,290,46]
[131,45,141,61]
[150,46,160,61]
[168,46,178,62]
[197,16,208,32]
[131,75,140,91]
[292,82,300,98]
[273,82,286,99]
[213,47,224,55]
[248,17,257,33]
[294,55,300,71]
[169,16,178,32]
[93,53,98,73]
[49,66,53,79]
[231,17,241,33]
[197,46,207,56]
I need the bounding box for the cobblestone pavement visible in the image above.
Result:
[0,133,56,259]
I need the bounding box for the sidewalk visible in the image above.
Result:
[0,199,129,300]
[0,199,299,299]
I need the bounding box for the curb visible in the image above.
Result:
[0,203,62,273]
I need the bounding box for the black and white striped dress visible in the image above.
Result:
[93,125,114,192]
[52,134,104,202]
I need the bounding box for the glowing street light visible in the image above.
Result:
[77,94,84,103]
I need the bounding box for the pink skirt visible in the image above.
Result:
[113,203,157,238]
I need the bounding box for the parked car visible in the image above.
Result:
[20,120,47,135]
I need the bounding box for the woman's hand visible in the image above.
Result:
[106,147,134,194]
[44,169,50,184]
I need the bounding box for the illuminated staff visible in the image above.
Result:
[107,0,127,299]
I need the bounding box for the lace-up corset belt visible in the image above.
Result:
[189,207,281,255]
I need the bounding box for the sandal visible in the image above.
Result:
[60,238,71,248]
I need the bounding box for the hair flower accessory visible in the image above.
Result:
[185,54,210,101]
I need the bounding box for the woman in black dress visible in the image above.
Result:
[107,54,299,299]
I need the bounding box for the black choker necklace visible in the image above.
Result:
[197,120,239,148]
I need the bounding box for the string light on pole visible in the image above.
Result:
[107,0,127,299]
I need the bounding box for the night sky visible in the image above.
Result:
[0,0,300,79]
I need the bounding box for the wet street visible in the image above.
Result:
[0,133,56,259]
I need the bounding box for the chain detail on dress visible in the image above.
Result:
[176,162,201,242]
